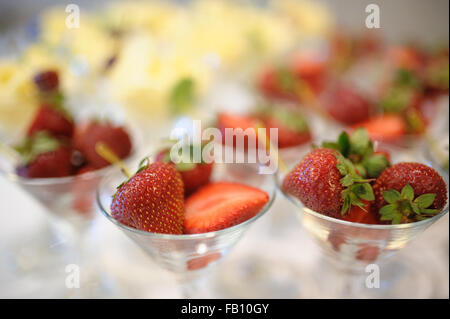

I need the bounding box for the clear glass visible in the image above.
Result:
[97,161,276,298]
[277,160,449,298]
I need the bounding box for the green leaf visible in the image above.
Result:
[420,208,439,215]
[392,213,403,225]
[352,183,375,201]
[135,157,150,174]
[401,184,414,201]
[337,132,351,157]
[379,204,397,219]
[355,163,367,178]
[321,141,341,152]
[340,174,354,187]
[14,131,61,164]
[411,203,421,215]
[175,162,197,171]
[272,107,308,133]
[362,153,390,178]
[341,195,351,215]
[169,77,196,114]
[350,128,370,156]
[414,193,436,209]
[382,189,402,204]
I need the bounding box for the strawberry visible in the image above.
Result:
[15,131,73,178]
[282,148,375,219]
[33,70,59,92]
[353,114,407,142]
[187,252,221,271]
[290,52,327,95]
[341,201,378,224]
[183,182,269,234]
[260,107,311,148]
[257,67,299,101]
[73,121,132,169]
[373,162,448,224]
[27,103,74,138]
[325,84,372,125]
[111,161,184,234]
[387,46,425,73]
[217,112,260,151]
[156,148,214,196]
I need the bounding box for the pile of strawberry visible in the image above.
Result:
[257,37,449,144]
[110,150,269,235]
[15,70,132,178]
[282,128,447,225]
[217,104,311,150]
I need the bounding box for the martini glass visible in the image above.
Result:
[0,135,140,297]
[277,160,449,298]
[97,160,276,298]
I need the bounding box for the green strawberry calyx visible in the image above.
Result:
[335,152,375,216]
[322,128,390,178]
[256,104,309,133]
[380,184,440,224]
[14,131,61,164]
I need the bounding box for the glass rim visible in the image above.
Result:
[97,164,277,240]
[0,149,137,186]
[275,172,449,230]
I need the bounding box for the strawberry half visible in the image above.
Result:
[353,114,407,142]
[73,121,132,169]
[111,161,185,234]
[27,103,74,138]
[282,148,375,219]
[217,112,261,151]
[183,182,269,234]
[156,148,214,196]
[373,162,447,224]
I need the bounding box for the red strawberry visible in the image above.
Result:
[156,148,214,196]
[388,46,425,73]
[282,148,375,219]
[261,107,311,148]
[290,52,327,95]
[217,113,260,151]
[356,245,380,262]
[257,67,299,101]
[325,85,372,125]
[373,162,447,224]
[353,114,407,142]
[341,202,378,224]
[111,162,184,234]
[33,70,59,92]
[27,104,74,138]
[183,182,269,234]
[187,252,221,271]
[73,121,132,169]
[17,147,72,178]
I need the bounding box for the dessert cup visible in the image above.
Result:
[97,160,276,298]
[0,132,140,297]
[277,160,449,298]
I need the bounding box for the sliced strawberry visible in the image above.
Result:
[27,104,74,138]
[73,121,132,169]
[353,114,407,142]
[184,182,269,234]
[186,252,221,271]
[290,52,327,95]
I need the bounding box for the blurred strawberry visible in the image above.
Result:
[27,103,74,138]
[33,70,59,92]
[325,84,372,125]
[353,114,407,142]
[73,121,132,169]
